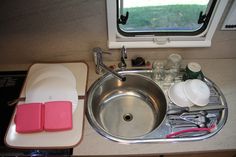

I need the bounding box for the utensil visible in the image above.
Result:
[166,124,216,138]
[179,113,208,128]
[168,111,211,128]
[166,118,217,138]
[168,115,202,128]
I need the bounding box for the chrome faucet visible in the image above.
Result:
[118,46,127,69]
[93,47,126,81]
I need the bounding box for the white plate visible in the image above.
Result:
[25,64,76,92]
[25,77,78,113]
[184,79,210,106]
[168,82,194,107]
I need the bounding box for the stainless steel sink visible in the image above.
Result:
[86,72,167,140]
[86,69,228,143]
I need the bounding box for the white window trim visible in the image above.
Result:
[106,0,229,49]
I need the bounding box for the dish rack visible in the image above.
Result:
[125,69,228,142]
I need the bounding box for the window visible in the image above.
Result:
[106,0,229,48]
[118,0,210,35]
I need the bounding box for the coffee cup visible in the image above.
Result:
[183,62,204,81]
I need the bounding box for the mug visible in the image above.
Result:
[183,62,204,81]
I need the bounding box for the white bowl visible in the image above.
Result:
[168,82,194,107]
[183,79,210,106]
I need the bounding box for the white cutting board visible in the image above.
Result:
[5,62,88,148]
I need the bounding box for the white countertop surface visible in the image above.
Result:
[1,59,236,155]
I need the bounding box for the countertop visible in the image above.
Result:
[1,59,236,156]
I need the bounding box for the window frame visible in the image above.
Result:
[117,0,214,36]
[106,0,229,48]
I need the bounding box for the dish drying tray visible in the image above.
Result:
[121,69,228,142]
[5,62,88,148]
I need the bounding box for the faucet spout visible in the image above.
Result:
[100,62,126,81]
[93,47,126,81]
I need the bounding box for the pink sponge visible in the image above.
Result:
[15,103,44,133]
[44,101,73,131]
[15,101,73,133]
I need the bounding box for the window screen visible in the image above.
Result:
[117,0,214,36]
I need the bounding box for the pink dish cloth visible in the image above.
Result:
[15,103,44,133]
[44,101,73,131]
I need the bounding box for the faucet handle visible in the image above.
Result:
[93,47,101,66]
[121,46,127,59]
[118,46,127,69]
[93,47,111,66]
[102,51,111,55]
[93,47,111,55]
[93,47,102,53]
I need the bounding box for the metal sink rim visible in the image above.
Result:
[86,69,228,144]
[86,70,167,141]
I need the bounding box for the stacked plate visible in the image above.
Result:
[168,79,210,107]
[25,65,78,113]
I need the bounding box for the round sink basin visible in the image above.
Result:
[86,72,167,141]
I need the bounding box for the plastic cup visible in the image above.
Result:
[152,60,165,81]
[166,54,182,77]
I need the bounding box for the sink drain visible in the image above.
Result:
[123,113,133,122]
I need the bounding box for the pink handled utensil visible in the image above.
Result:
[166,124,216,138]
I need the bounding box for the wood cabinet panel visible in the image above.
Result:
[164,151,236,157]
